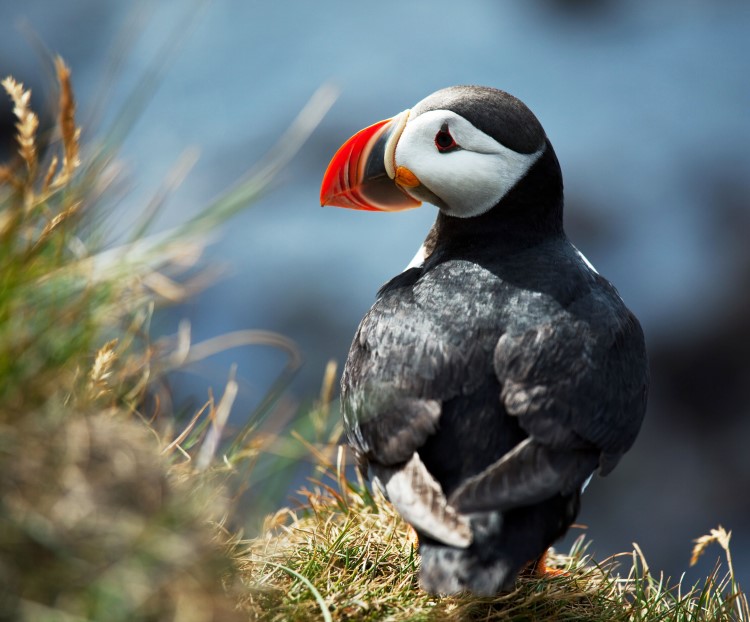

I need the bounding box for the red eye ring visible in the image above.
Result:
[435,125,458,153]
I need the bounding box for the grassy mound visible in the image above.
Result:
[236,448,748,622]
[0,407,243,621]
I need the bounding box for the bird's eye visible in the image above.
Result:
[434,125,458,153]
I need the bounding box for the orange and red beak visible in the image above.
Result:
[320,109,422,212]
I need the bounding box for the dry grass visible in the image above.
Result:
[0,56,244,622]
[2,75,39,178]
[53,57,81,185]
[235,442,750,621]
[0,56,331,621]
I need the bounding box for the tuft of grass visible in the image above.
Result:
[0,57,245,622]
[239,483,749,620]
[0,55,334,621]
[236,415,749,621]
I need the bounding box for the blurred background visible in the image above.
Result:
[2,0,748,587]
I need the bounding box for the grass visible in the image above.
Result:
[234,428,749,622]
[0,55,330,621]
[0,56,748,622]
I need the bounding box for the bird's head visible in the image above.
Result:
[320,86,561,219]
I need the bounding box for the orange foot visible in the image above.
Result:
[405,524,419,547]
[527,549,569,578]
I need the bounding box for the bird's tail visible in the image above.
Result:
[419,513,518,595]
[419,492,580,595]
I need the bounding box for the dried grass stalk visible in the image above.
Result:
[41,155,59,192]
[0,165,13,184]
[35,201,81,248]
[53,57,81,186]
[90,338,119,385]
[691,525,732,567]
[1,76,39,176]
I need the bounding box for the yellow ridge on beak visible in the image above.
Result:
[395,166,420,188]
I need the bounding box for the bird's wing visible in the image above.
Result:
[450,289,648,514]
[342,276,493,546]
[342,271,492,467]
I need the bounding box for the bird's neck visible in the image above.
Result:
[427,142,566,260]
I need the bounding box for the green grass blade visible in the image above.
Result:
[260,560,333,622]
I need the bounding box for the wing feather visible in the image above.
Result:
[372,453,472,548]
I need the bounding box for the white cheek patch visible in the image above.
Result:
[395,110,544,218]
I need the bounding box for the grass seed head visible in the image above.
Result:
[691,526,732,567]
[1,76,39,179]
[53,56,81,185]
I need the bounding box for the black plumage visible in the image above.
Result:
[337,86,649,595]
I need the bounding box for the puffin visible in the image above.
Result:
[319,86,648,595]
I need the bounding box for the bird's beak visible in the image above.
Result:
[320,109,422,211]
